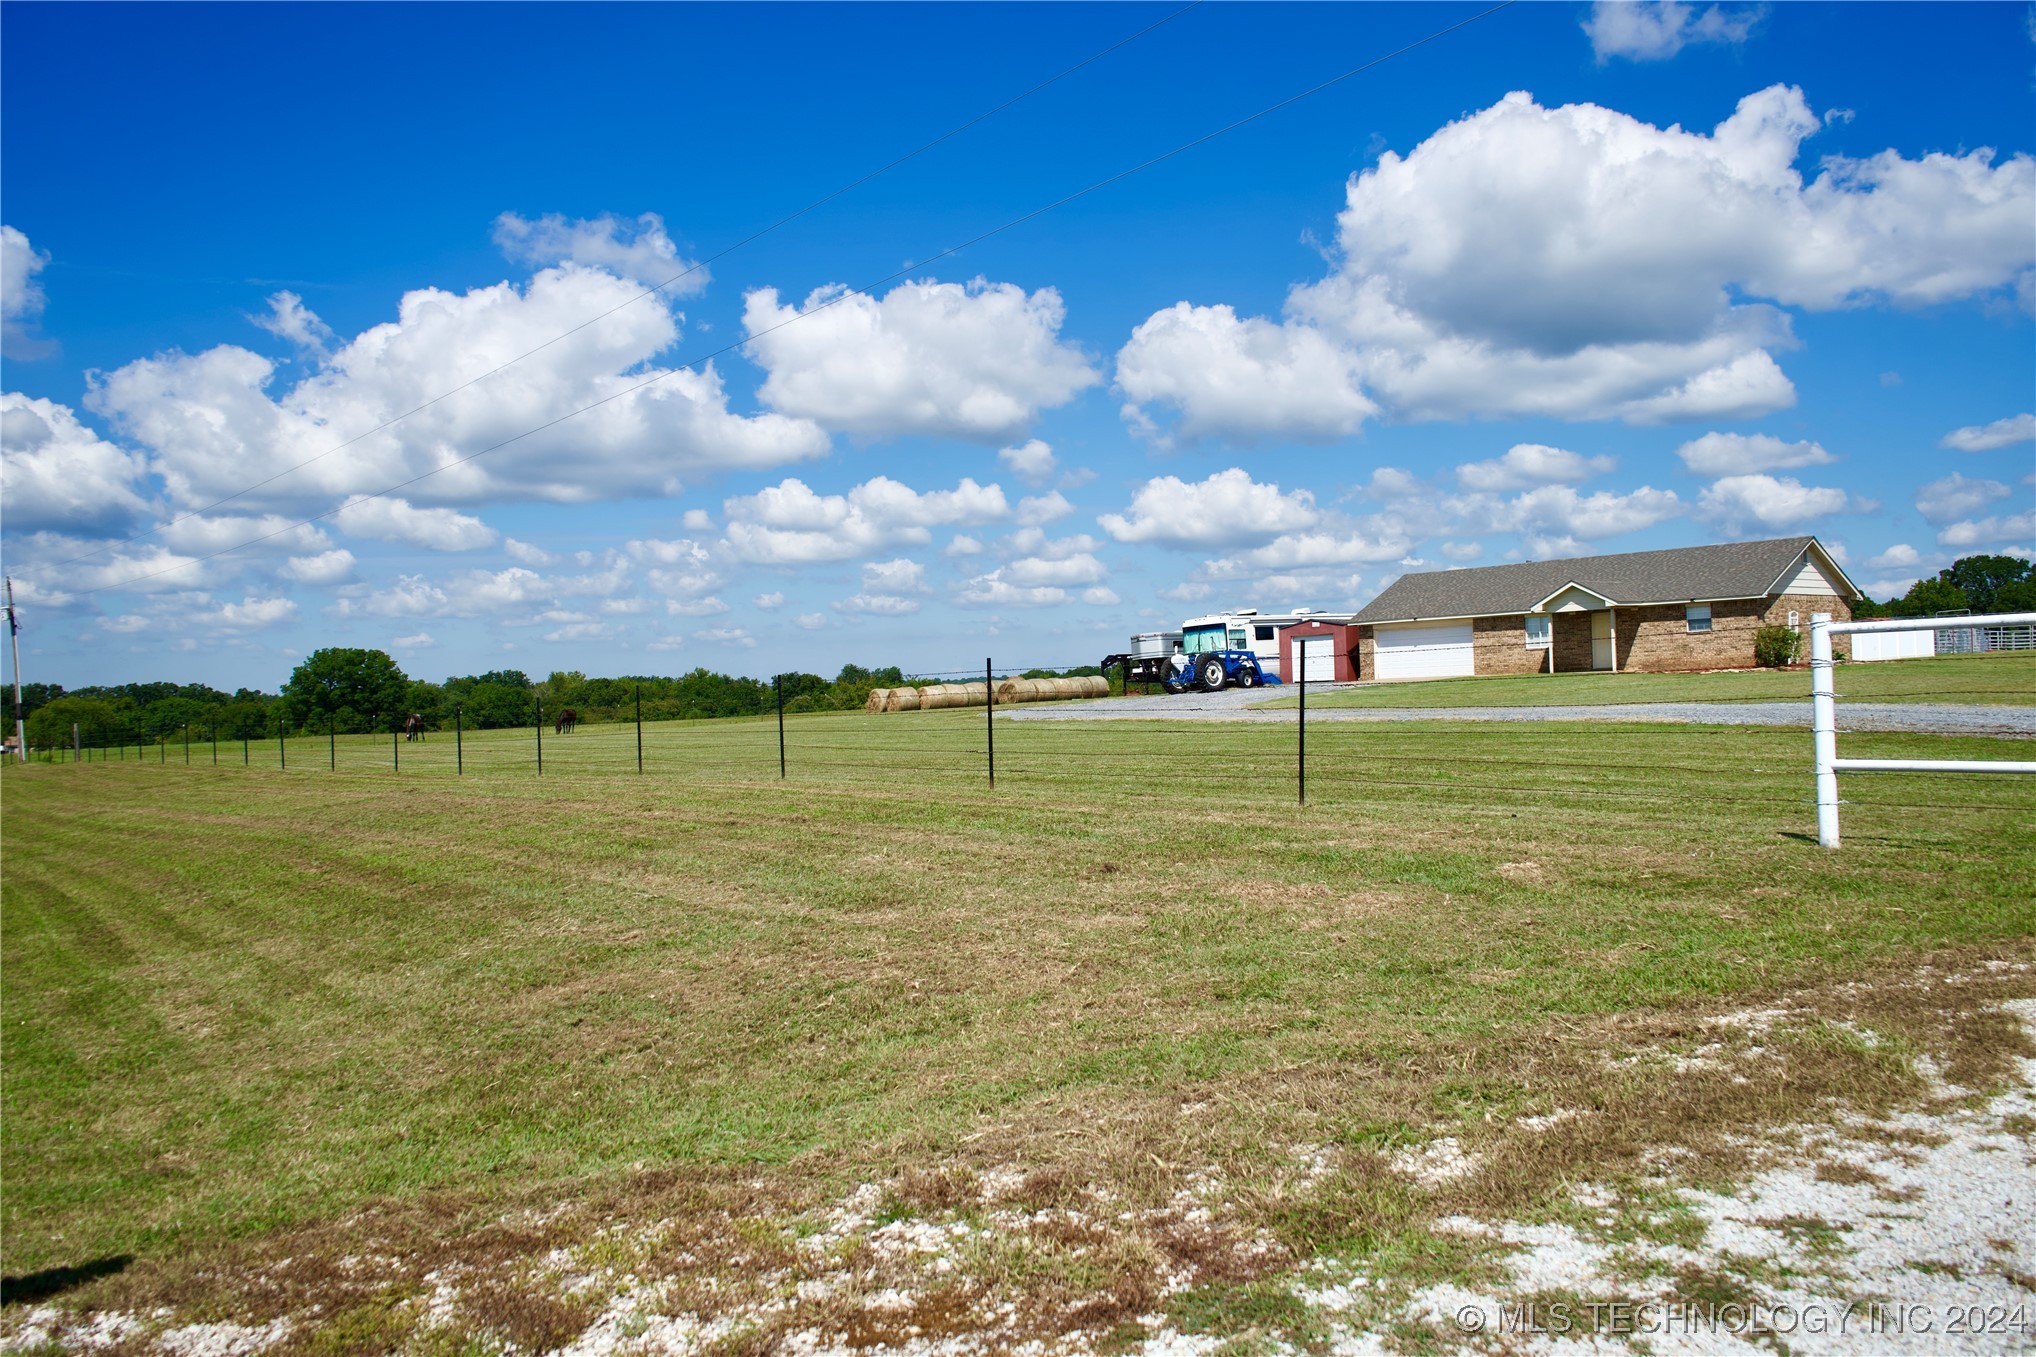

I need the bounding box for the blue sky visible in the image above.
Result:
[3,1,2032,690]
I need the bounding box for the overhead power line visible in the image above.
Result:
[73,0,1517,600]
[46,1,1205,570]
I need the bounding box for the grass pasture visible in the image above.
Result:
[3,703,2033,1350]
[1263,648,2036,709]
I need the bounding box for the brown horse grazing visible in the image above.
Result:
[553,708,577,735]
[404,713,425,742]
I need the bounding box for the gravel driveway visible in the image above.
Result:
[1004,685,2036,736]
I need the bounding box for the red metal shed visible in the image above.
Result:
[1278,619,1358,684]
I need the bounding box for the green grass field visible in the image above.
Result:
[3,703,2032,1347]
[1260,650,2036,709]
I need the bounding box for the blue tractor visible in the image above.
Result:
[1160,647,1273,693]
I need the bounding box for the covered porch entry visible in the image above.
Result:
[1535,583,1622,673]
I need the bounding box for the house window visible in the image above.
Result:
[1524,615,1551,648]
[1687,604,1713,634]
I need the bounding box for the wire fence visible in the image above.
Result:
[11,663,2034,829]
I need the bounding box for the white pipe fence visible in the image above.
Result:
[1810,611,2036,848]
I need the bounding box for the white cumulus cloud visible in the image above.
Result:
[1116,303,1375,444]
[1937,512,2035,549]
[859,558,928,595]
[250,291,337,353]
[1473,484,1687,552]
[1940,413,2036,452]
[1677,431,1838,475]
[86,253,828,516]
[208,595,298,630]
[723,475,1009,564]
[998,438,1058,485]
[1915,472,2011,525]
[503,538,554,565]
[1098,469,1319,548]
[282,548,357,584]
[952,571,1067,608]
[492,211,705,292]
[1,392,151,530]
[2,225,54,359]
[335,496,497,551]
[1866,543,1922,572]
[1015,491,1074,527]
[1697,474,1856,532]
[1455,443,1615,492]
[743,278,1097,443]
[1121,85,2033,436]
[1584,1,1760,62]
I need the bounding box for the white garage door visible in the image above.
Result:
[1299,635,1337,682]
[1374,621,1475,680]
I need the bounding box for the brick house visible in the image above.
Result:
[1349,536,1860,681]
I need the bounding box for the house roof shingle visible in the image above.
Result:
[1352,536,1854,624]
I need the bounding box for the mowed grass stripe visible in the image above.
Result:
[2,713,2031,1274]
[1259,649,2036,710]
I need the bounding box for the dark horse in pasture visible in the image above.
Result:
[403,713,425,742]
[553,708,577,735]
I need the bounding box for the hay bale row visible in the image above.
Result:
[867,674,1107,713]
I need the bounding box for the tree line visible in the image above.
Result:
[1850,553,2036,620]
[7,650,1106,750]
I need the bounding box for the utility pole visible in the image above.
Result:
[5,577,25,762]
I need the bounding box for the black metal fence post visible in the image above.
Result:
[184,723,191,765]
[1298,653,1307,807]
[535,695,544,777]
[635,685,643,774]
[775,675,786,778]
[243,733,249,767]
[455,705,463,776]
[159,736,164,765]
[279,726,286,770]
[985,657,995,789]
[73,722,79,762]
[393,724,399,772]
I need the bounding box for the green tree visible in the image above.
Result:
[457,681,536,730]
[1943,554,2034,614]
[1889,577,1969,618]
[25,696,126,749]
[139,695,214,741]
[282,648,411,734]
[2,681,65,727]
[1997,576,2036,612]
[216,699,272,740]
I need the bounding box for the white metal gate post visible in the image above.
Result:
[1811,609,2036,848]
[1810,613,1841,847]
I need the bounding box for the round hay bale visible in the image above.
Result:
[1078,675,1109,697]
[891,687,921,712]
[866,688,890,714]
[996,677,1043,704]
[921,684,956,709]
[958,682,988,707]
